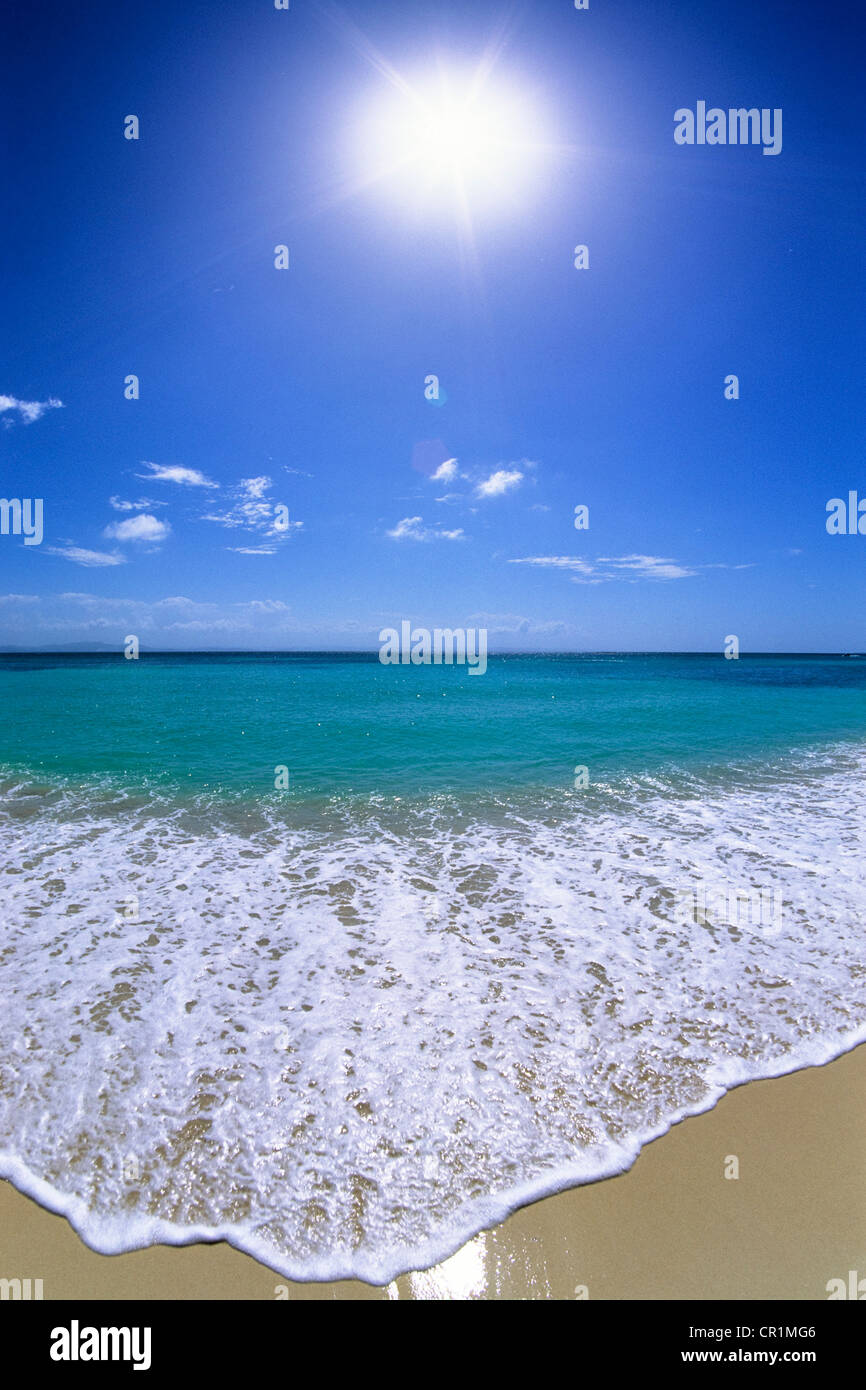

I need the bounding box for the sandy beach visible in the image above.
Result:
[2,1042,863,1301]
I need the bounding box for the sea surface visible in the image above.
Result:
[1,651,865,1282]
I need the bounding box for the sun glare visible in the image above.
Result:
[357,67,545,214]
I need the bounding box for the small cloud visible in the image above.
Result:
[510,555,596,574]
[137,461,218,488]
[46,546,126,567]
[431,458,459,483]
[466,611,567,637]
[109,495,166,512]
[0,394,63,425]
[162,618,246,633]
[204,476,300,547]
[411,440,453,478]
[103,514,171,544]
[476,468,523,499]
[0,593,40,604]
[530,503,551,513]
[387,516,465,542]
[596,554,696,580]
[387,516,424,539]
[241,475,269,499]
[510,554,698,583]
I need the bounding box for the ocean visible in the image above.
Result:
[1,651,865,1282]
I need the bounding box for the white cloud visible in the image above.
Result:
[596,554,696,580]
[61,593,193,611]
[510,555,596,574]
[387,516,423,539]
[160,618,249,633]
[203,476,302,550]
[476,468,523,498]
[137,461,218,488]
[510,554,698,583]
[109,495,166,512]
[0,394,63,425]
[241,475,269,499]
[0,593,40,604]
[29,592,299,638]
[387,516,465,542]
[46,546,126,567]
[103,514,171,544]
[466,612,568,637]
[431,458,459,483]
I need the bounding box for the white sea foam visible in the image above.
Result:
[1,749,865,1284]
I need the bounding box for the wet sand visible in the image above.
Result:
[1,1043,863,1300]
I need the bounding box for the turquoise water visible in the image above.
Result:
[2,652,866,798]
[1,651,866,1282]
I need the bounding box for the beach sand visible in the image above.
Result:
[1,1042,863,1300]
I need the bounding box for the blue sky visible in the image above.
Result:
[2,0,864,650]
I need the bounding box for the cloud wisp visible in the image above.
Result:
[46,546,126,568]
[203,475,302,554]
[509,553,701,583]
[431,458,459,483]
[387,515,465,542]
[476,468,524,499]
[109,496,167,512]
[0,394,64,426]
[137,461,218,489]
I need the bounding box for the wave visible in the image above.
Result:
[1,745,865,1283]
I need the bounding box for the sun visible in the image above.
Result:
[356,66,546,215]
[391,76,526,185]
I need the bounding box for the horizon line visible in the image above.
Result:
[0,648,862,658]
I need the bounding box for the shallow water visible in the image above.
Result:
[1,653,865,1281]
